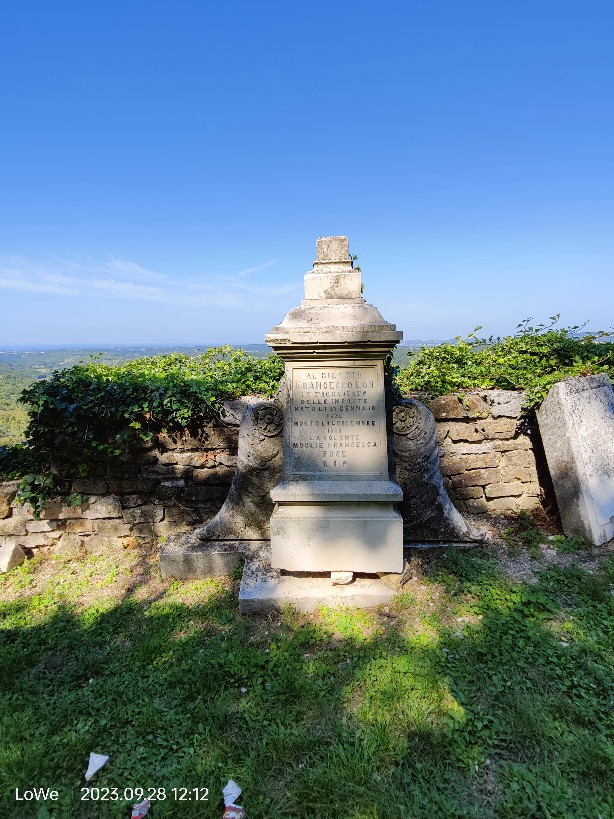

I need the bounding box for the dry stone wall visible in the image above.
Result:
[0,391,544,557]
[423,390,542,515]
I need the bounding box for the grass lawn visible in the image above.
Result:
[1,520,613,818]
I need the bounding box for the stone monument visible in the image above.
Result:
[265,236,404,573]
[537,373,614,545]
[160,235,483,608]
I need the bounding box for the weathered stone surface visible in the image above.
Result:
[487,496,541,513]
[480,390,524,418]
[26,519,59,533]
[122,505,164,525]
[219,396,263,426]
[439,442,495,456]
[192,466,235,485]
[484,482,525,499]
[428,394,490,420]
[393,399,484,542]
[446,423,486,443]
[107,478,156,494]
[91,519,132,538]
[130,522,159,539]
[160,533,249,578]
[72,479,108,494]
[85,533,131,552]
[214,452,238,468]
[484,418,518,439]
[439,453,500,476]
[447,419,517,442]
[0,516,27,536]
[179,484,229,503]
[164,506,201,525]
[174,451,215,468]
[82,496,123,519]
[537,374,614,545]
[120,494,149,508]
[162,427,239,452]
[0,481,19,518]
[501,449,537,469]
[63,519,95,534]
[198,400,284,541]
[0,543,26,572]
[460,497,489,513]
[142,464,192,479]
[107,464,140,479]
[239,543,395,613]
[158,432,178,450]
[315,235,350,262]
[500,466,536,484]
[158,451,178,465]
[492,437,533,452]
[39,499,64,519]
[450,469,499,488]
[16,533,57,548]
[331,570,354,585]
[453,486,485,500]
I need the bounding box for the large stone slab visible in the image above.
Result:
[238,544,395,613]
[537,374,614,545]
[0,543,26,572]
[160,534,265,578]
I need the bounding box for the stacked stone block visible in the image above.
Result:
[0,392,544,561]
[0,400,247,556]
[425,390,542,515]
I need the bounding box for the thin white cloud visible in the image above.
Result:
[0,254,298,311]
[105,257,169,282]
[237,258,277,277]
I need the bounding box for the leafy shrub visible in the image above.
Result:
[0,347,284,510]
[394,316,613,408]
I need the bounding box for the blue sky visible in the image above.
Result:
[1,0,612,346]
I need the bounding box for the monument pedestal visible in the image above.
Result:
[270,481,402,572]
[265,237,404,574]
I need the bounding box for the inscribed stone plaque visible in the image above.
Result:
[289,364,386,477]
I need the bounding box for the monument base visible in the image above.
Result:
[270,502,403,573]
[238,543,396,613]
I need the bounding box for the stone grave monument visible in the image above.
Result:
[265,235,404,574]
[160,236,481,610]
[537,373,614,545]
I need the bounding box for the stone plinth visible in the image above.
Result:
[265,236,404,572]
[537,374,614,545]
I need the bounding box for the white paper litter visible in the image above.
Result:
[131,798,151,818]
[84,752,109,782]
[223,780,242,806]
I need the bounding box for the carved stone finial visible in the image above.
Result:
[315,236,349,263]
[304,235,361,300]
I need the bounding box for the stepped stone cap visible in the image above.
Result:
[265,235,403,358]
[306,234,360,299]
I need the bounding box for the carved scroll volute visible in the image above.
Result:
[254,402,284,437]
[392,400,436,455]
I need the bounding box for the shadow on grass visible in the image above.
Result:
[0,548,613,818]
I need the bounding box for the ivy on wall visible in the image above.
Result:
[394,317,613,408]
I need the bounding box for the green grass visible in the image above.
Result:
[1,543,613,818]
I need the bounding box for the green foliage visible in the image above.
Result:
[1,347,284,512]
[394,316,614,408]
